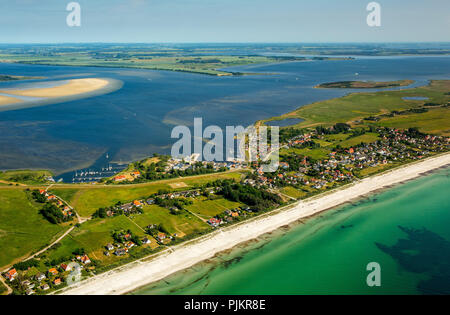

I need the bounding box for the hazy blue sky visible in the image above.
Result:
[0,0,449,43]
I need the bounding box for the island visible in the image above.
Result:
[315,80,414,89]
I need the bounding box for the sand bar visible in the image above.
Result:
[0,78,109,98]
[0,95,20,106]
[0,78,122,111]
[59,153,450,295]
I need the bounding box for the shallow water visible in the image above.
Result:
[402,96,429,101]
[132,167,450,295]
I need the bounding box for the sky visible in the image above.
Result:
[0,0,449,43]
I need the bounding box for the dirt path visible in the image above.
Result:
[0,275,12,295]
[125,216,146,233]
[22,226,75,263]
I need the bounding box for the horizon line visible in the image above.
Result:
[1,41,450,45]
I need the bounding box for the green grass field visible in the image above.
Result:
[0,189,65,269]
[0,170,53,185]
[377,107,450,136]
[185,197,243,219]
[281,186,307,199]
[131,205,210,236]
[265,80,450,133]
[50,171,243,217]
[280,147,331,160]
[44,215,148,265]
[337,133,381,148]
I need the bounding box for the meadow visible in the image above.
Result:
[0,188,65,269]
[185,196,243,220]
[42,215,150,266]
[50,171,244,217]
[0,170,53,185]
[378,107,450,136]
[131,205,209,236]
[265,80,450,135]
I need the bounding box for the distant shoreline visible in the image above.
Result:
[57,152,450,295]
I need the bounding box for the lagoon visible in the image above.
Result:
[0,55,449,177]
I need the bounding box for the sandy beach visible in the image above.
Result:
[59,153,450,295]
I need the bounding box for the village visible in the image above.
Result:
[246,126,449,193]
[32,189,76,223]
[3,125,449,295]
[111,153,246,184]
[3,252,92,295]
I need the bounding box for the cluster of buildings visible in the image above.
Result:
[246,128,449,192]
[113,170,141,182]
[113,154,246,184]
[38,189,74,219]
[168,153,245,172]
[3,254,91,295]
[207,207,253,227]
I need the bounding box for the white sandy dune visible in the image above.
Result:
[59,153,450,295]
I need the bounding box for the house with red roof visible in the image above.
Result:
[60,263,72,272]
[80,254,91,264]
[114,175,127,182]
[133,200,142,207]
[4,268,17,281]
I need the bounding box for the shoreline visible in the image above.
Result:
[57,152,450,295]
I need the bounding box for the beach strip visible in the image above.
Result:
[59,153,450,295]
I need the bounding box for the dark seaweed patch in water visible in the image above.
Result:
[376,226,450,294]
[222,255,244,269]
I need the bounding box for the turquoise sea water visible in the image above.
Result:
[132,167,450,295]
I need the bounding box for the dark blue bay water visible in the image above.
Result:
[0,56,449,176]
